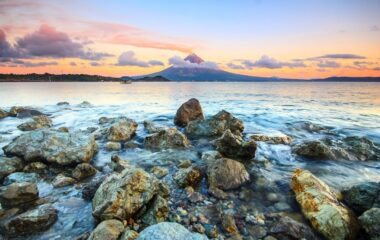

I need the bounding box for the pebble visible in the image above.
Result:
[266,193,279,202]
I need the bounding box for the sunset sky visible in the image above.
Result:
[0,0,380,79]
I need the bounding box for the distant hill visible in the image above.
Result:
[132,76,170,82]
[0,73,122,82]
[311,77,380,82]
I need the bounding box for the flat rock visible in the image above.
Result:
[214,129,256,160]
[136,222,208,240]
[0,156,24,182]
[144,128,191,149]
[174,98,204,127]
[52,174,76,188]
[0,182,39,207]
[17,115,52,131]
[250,134,292,145]
[88,219,125,240]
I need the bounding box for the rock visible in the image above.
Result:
[141,195,169,226]
[3,172,38,185]
[204,224,218,238]
[72,163,97,181]
[342,182,380,214]
[150,166,168,179]
[0,157,24,182]
[0,108,8,119]
[201,151,222,164]
[9,106,44,118]
[214,130,256,160]
[23,162,47,173]
[92,168,160,221]
[57,101,69,106]
[174,98,204,127]
[52,174,76,188]
[3,129,98,166]
[291,169,359,240]
[178,159,192,168]
[185,110,244,138]
[144,128,191,149]
[294,140,336,160]
[0,182,38,207]
[136,222,208,240]
[105,142,122,151]
[106,118,138,142]
[268,216,318,240]
[342,136,380,161]
[17,115,52,131]
[207,158,249,190]
[221,211,238,234]
[78,101,92,107]
[173,166,203,188]
[82,174,108,200]
[2,203,57,235]
[110,155,131,172]
[88,219,125,240]
[58,126,69,132]
[143,121,164,134]
[250,134,292,145]
[120,229,139,240]
[359,208,380,239]
[208,186,228,200]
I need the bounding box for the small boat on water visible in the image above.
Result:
[120,80,132,84]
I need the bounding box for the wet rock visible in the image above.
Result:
[120,229,139,240]
[174,98,204,127]
[0,182,38,207]
[143,121,164,134]
[3,129,98,166]
[23,162,47,173]
[2,203,57,235]
[207,158,249,190]
[0,108,8,119]
[110,155,130,172]
[105,141,122,151]
[204,224,218,238]
[17,115,52,131]
[78,101,92,107]
[221,211,238,234]
[150,166,168,179]
[0,156,24,182]
[92,168,160,221]
[294,140,336,160]
[247,225,267,239]
[173,166,203,188]
[144,128,191,149]
[201,151,222,164]
[9,106,44,118]
[359,208,380,239]
[72,163,97,181]
[136,222,208,240]
[268,216,318,240]
[106,118,138,142]
[82,174,107,200]
[185,110,244,138]
[52,174,76,188]
[178,159,192,168]
[298,121,327,133]
[88,219,125,240]
[342,181,380,214]
[214,129,256,160]
[141,195,169,226]
[3,172,38,185]
[342,136,380,161]
[250,134,292,145]
[208,186,228,200]
[58,126,69,132]
[291,169,359,240]
[57,101,69,106]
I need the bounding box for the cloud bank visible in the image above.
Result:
[116,51,164,68]
[169,56,218,69]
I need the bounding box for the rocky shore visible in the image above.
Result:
[0,99,379,240]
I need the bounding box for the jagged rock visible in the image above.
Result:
[207,158,249,190]
[105,142,122,151]
[141,195,169,226]
[144,128,191,149]
[0,157,24,182]
[3,172,38,185]
[214,129,256,160]
[0,108,8,119]
[294,140,336,160]
[150,166,168,179]
[88,219,125,240]
[82,174,108,200]
[342,136,380,161]
[52,174,76,188]
[0,182,38,207]
[174,98,204,127]
[106,118,138,142]
[57,101,69,106]
[342,181,380,214]
[72,163,97,181]
[268,216,318,240]
[9,106,44,118]
[17,115,52,131]
[291,169,359,240]
[92,168,160,221]
[250,134,292,145]
[173,166,203,188]
[136,222,208,240]
[23,162,47,173]
[3,129,98,166]
[185,110,244,138]
[143,121,164,134]
[2,204,57,235]
[359,208,380,239]
[110,155,130,172]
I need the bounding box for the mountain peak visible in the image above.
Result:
[184,53,204,64]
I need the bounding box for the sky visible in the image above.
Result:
[0,0,380,79]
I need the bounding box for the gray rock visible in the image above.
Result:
[57,101,69,106]
[105,142,122,151]
[3,129,98,166]
[359,208,380,239]
[268,216,318,240]
[173,166,203,188]
[137,222,208,240]
[88,219,125,240]
[342,181,380,214]
[72,163,97,181]
[9,106,44,118]
[342,136,380,161]
[143,121,164,134]
[144,128,191,149]
[0,182,38,207]
[174,98,204,127]
[294,140,336,160]
[82,174,108,200]
[140,195,169,226]
[0,157,24,182]
[52,174,76,188]
[17,115,52,131]
[214,129,256,160]
[110,155,131,173]
[106,118,138,142]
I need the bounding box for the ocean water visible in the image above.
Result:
[0,82,380,239]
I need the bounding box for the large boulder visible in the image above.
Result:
[185,110,244,138]
[88,219,125,240]
[268,216,318,240]
[207,158,249,190]
[144,128,191,149]
[342,181,380,214]
[2,203,57,235]
[291,169,359,240]
[136,222,208,240]
[359,208,380,239]
[214,129,256,160]
[0,182,38,207]
[105,118,138,142]
[92,168,160,221]
[0,156,24,182]
[3,129,98,166]
[173,166,203,188]
[0,108,8,119]
[294,140,336,160]
[17,115,52,131]
[174,98,204,127]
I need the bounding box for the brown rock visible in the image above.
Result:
[72,163,97,181]
[144,128,191,149]
[214,129,256,160]
[0,182,38,207]
[174,98,204,127]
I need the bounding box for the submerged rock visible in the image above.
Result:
[57,101,69,106]
[136,222,208,240]
[82,174,108,200]
[185,110,244,138]
[144,128,191,149]
[250,134,292,145]
[214,129,256,160]
[9,106,44,118]
[359,208,380,239]
[88,219,125,240]
[342,181,380,214]
[3,129,98,166]
[52,174,76,188]
[291,169,359,240]
[92,168,160,221]
[0,182,38,207]
[17,115,52,131]
[110,155,131,173]
[106,118,138,142]
[3,172,38,185]
[173,166,203,188]
[294,140,336,160]
[342,136,380,161]
[143,121,164,134]
[174,98,204,127]
[207,158,249,190]
[268,216,318,240]
[105,141,122,151]
[2,203,57,235]
[72,163,97,181]
[0,156,24,182]
[0,108,8,119]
